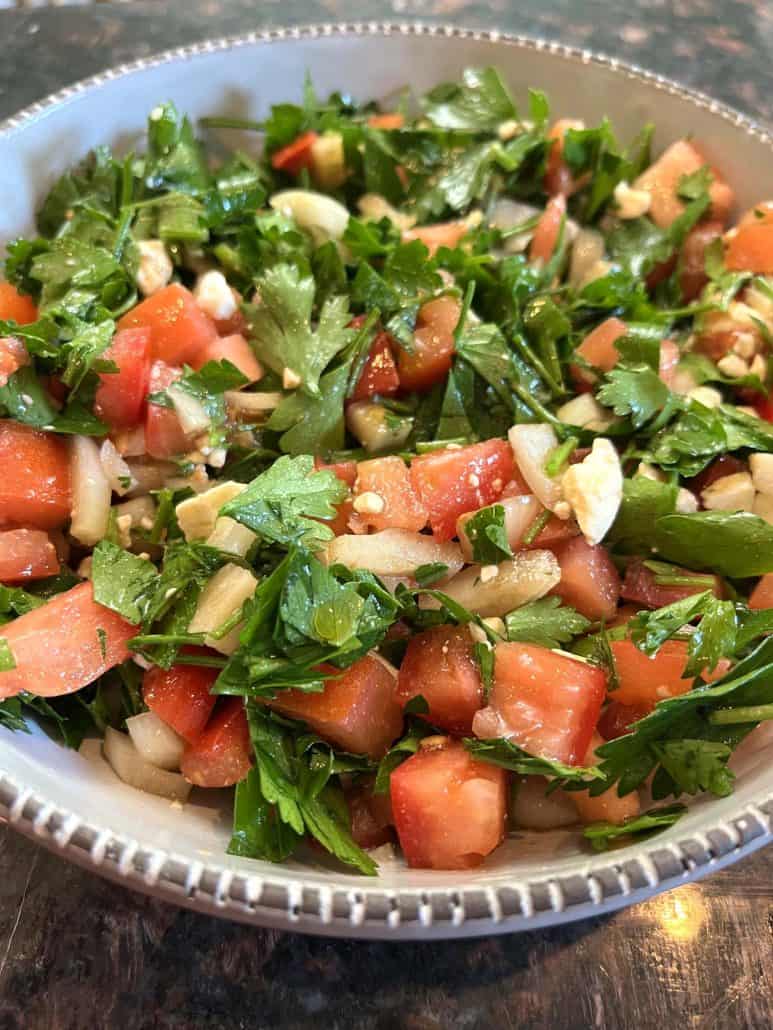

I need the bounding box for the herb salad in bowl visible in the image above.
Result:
[2,25,773,937]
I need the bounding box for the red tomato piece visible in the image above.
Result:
[395,625,483,734]
[314,458,357,488]
[193,333,263,384]
[410,438,513,540]
[402,222,467,256]
[180,698,252,788]
[573,317,628,383]
[621,559,724,609]
[529,194,566,265]
[367,113,405,130]
[0,529,60,583]
[550,537,621,622]
[391,741,507,870]
[267,654,403,759]
[0,582,136,699]
[544,119,585,196]
[351,456,428,533]
[118,283,217,366]
[750,573,773,610]
[725,203,773,274]
[396,296,462,393]
[598,700,654,741]
[270,131,319,175]
[0,337,29,386]
[143,662,218,743]
[0,282,37,325]
[679,221,724,301]
[350,332,400,401]
[473,642,606,765]
[0,421,71,530]
[609,639,694,706]
[658,338,680,388]
[94,327,152,430]
[347,780,395,849]
[144,360,192,459]
[633,140,734,229]
[755,395,773,422]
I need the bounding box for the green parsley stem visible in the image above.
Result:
[453,281,476,344]
[511,381,564,428]
[510,334,564,397]
[199,116,264,131]
[173,654,228,669]
[709,703,773,726]
[521,508,552,546]
[653,575,716,587]
[544,436,579,478]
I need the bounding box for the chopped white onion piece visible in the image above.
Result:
[457,494,542,560]
[167,384,210,435]
[508,423,563,511]
[188,563,258,655]
[269,189,350,242]
[225,390,283,417]
[70,435,111,546]
[438,549,561,617]
[325,530,464,580]
[103,727,192,802]
[126,711,185,771]
[99,438,137,496]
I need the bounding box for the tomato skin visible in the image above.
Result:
[402,222,467,256]
[621,559,724,609]
[94,327,152,430]
[351,333,400,401]
[314,458,357,488]
[144,360,192,459]
[367,112,404,130]
[267,654,403,759]
[410,438,513,541]
[0,529,60,583]
[396,625,484,734]
[750,573,773,610]
[0,421,71,530]
[0,582,136,699]
[633,140,734,229]
[530,194,566,265]
[351,456,427,533]
[347,780,394,849]
[193,333,263,384]
[271,131,319,175]
[572,317,627,384]
[755,395,773,422]
[725,220,773,274]
[180,698,252,788]
[550,537,621,622]
[143,662,218,743]
[544,119,585,197]
[658,338,680,388]
[118,283,217,366]
[680,221,724,300]
[609,639,693,706]
[0,282,37,325]
[0,337,29,386]
[396,296,462,393]
[598,700,654,741]
[473,642,607,765]
[391,741,507,870]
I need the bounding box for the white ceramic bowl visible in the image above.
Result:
[2,22,773,940]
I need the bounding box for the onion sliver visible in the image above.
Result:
[70,435,111,546]
[99,438,136,496]
[325,530,464,580]
[438,549,561,617]
[508,424,563,511]
[126,711,185,771]
[269,188,350,242]
[167,384,210,435]
[103,727,192,802]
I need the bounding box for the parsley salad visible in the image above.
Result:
[1,68,773,874]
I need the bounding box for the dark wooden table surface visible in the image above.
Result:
[2,3,773,1028]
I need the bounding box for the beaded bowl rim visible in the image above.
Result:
[1,21,772,939]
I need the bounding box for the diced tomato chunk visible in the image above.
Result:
[396,625,483,734]
[410,438,513,540]
[180,698,252,787]
[351,456,427,533]
[314,457,357,488]
[573,317,627,384]
[598,700,654,741]
[544,119,585,196]
[0,529,60,583]
[351,332,400,401]
[621,558,724,609]
[347,779,395,849]
[530,194,566,265]
[0,582,136,699]
[143,661,218,743]
[94,327,152,430]
[267,654,403,759]
[402,222,467,256]
[397,297,462,393]
[367,112,405,130]
[750,573,773,610]
[144,360,192,459]
[0,282,37,325]
[633,140,734,229]
[391,741,507,870]
[571,734,642,824]
[725,204,773,273]
[0,337,29,386]
[755,395,773,422]
[680,221,724,300]
[550,537,621,622]
[118,283,217,366]
[0,421,71,530]
[193,333,263,384]
[270,131,319,175]
[473,642,606,765]
[658,338,680,388]
[609,639,693,706]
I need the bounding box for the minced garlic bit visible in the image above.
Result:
[613,180,651,220]
[283,367,302,389]
[352,491,385,515]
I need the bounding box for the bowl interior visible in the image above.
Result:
[1,26,772,931]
